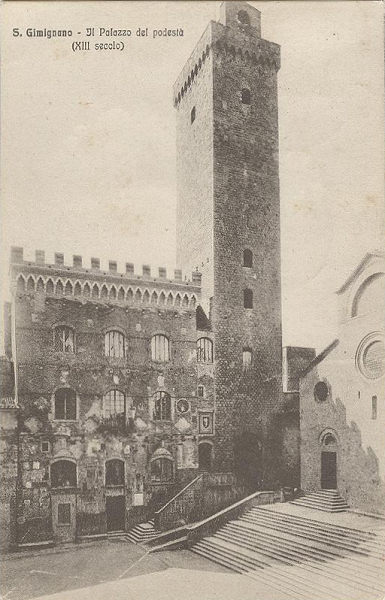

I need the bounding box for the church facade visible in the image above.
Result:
[299,252,385,514]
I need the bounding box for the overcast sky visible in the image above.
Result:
[1,1,383,351]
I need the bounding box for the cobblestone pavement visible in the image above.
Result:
[0,540,229,600]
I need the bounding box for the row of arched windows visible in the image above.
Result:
[53,327,214,363]
[53,388,174,422]
[16,275,197,309]
[49,457,174,488]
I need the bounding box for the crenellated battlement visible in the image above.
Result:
[173,6,279,108]
[10,247,201,310]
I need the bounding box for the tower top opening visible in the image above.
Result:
[219,1,261,36]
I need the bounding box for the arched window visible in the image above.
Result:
[105,330,125,358]
[243,249,253,267]
[27,276,35,292]
[238,9,250,25]
[153,391,171,421]
[323,433,337,446]
[105,459,124,486]
[151,334,170,362]
[243,289,253,309]
[103,390,125,418]
[54,388,76,420]
[151,458,174,482]
[241,88,251,105]
[54,325,75,353]
[242,348,252,371]
[191,106,196,124]
[197,337,213,363]
[46,279,54,294]
[17,276,26,293]
[51,460,76,488]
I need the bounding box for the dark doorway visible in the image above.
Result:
[106,496,125,532]
[198,443,212,471]
[321,451,337,489]
[234,432,262,490]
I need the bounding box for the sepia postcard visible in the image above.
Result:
[0,2,384,600]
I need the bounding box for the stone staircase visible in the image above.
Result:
[191,504,385,600]
[125,520,159,544]
[291,489,349,512]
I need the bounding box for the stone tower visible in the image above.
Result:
[175,2,298,487]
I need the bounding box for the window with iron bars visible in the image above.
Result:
[151,458,173,482]
[153,391,171,421]
[197,337,213,363]
[151,334,170,362]
[54,326,75,353]
[105,330,125,358]
[103,390,125,418]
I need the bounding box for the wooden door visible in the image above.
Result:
[321,451,337,489]
[106,496,125,532]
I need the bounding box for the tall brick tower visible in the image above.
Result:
[175,2,298,488]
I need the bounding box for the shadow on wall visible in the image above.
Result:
[303,370,385,514]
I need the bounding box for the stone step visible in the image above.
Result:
[292,499,349,510]
[258,506,378,539]
[194,538,341,600]
[224,520,383,574]
[198,537,379,600]
[218,526,383,591]
[193,541,310,600]
[192,544,299,600]
[291,491,349,512]
[126,520,158,544]
[241,514,384,558]
[190,502,385,600]
[246,508,382,547]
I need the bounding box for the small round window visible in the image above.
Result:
[314,381,328,402]
[356,335,385,380]
[361,340,384,379]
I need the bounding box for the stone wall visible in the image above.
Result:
[8,258,215,544]
[174,2,299,489]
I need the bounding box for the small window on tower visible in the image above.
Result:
[191,106,196,124]
[243,249,253,268]
[241,88,251,105]
[238,10,250,25]
[243,349,252,371]
[244,289,253,309]
[372,396,378,420]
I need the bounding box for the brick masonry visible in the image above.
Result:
[175,2,299,488]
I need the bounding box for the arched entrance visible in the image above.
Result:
[234,432,263,490]
[320,431,338,489]
[198,442,213,471]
